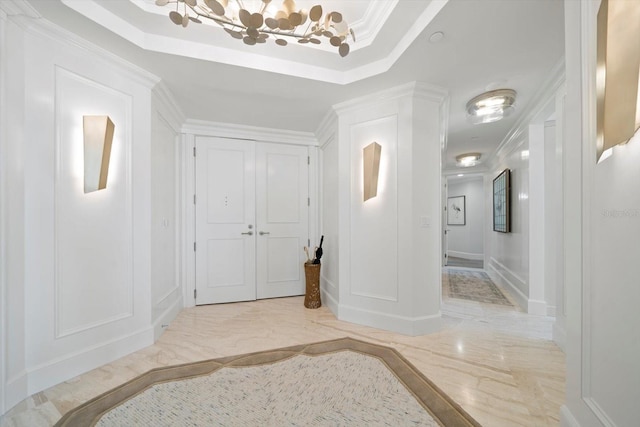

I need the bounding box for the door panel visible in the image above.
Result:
[256,144,309,299]
[195,137,256,304]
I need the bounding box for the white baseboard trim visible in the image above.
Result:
[4,370,28,415]
[447,251,484,260]
[337,303,442,336]
[153,293,183,341]
[546,304,557,317]
[560,405,581,427]
[527,299,548,316]
[553,322,566,352]
[26,327,154,396]
[320,287,339,317]
[486,259,528,311]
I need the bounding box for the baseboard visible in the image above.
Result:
[486,260,528,311]
[321,288,339,318]
[153,293,183,341]
[527,299,548,316]
[560,405,581,427]
[26,327,154,396]
[546,304,557,317]
[553,322,566,351]
[4,370,28,415]
[447,251,484,260]
[338,303,442,336]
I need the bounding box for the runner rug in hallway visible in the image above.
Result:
[447,269,513,306]
[55,338,480,427]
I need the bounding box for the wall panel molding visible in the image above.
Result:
[54,66,134,339]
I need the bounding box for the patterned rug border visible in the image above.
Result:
[54,337,481,427]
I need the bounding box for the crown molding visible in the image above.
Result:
[315,109,338,148]
[0,0,39,18]
[486,57,566,167]
[182,119,318,146]
[333,81,448,116]
[9,12,160,90]
[152,82,185,133]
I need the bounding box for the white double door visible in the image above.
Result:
[195,137,309,304]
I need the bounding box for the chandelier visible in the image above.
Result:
[155,0,356,57]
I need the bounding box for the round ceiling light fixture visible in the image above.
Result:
[456,153,481,167]
[466,89,516,124]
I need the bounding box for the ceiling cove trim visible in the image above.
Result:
[152,81,186,133]
[60,0,448,85]
[487,57,566,167]
[182,119,318,146]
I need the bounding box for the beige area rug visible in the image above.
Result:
[447,269,512,306]
[55,338,481,427]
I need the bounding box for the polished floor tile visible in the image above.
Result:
[1,278,565,427]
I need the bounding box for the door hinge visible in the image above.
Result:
[193,194,196,204]
[308,238,311,247]
[307,197,310,207]
[194,242,196,251]
[193,147,196,157]
[307,156,310,165]
[194,289,197,299]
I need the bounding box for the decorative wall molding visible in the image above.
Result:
[182,119,318,147]
[53,66,134,339]
[316,110,338,148]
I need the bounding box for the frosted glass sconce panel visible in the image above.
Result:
[596,0,640,162]
[363,142,381,202]
[83,115,114,193]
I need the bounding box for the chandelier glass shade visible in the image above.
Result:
[155,0,356,57]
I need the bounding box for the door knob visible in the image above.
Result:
[259,231,270,236]
[241,231,253,236]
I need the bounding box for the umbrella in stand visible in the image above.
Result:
[313,235,324,264]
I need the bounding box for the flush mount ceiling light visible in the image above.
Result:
[466,89,516,124]
[155,0,356,57]
[456,153,481,168]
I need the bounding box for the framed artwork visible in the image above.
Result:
[447,196,466,225]
[493,169,511,233]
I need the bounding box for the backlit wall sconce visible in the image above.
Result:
[83,115,114,193]
[596,0,640,162]
[363,142,381,202]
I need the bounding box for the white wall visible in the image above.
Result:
[150,89,183,339]
[330,82,447,336]
[0,12,184,411]
[446,177,484,259]
[543,121,558,316]
[0,13,28,412]
[485,138,530,309]
[318,113,339,311]
[562,0,640,424]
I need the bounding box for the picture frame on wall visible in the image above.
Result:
[447,196,466,225]
[493,169,511,233]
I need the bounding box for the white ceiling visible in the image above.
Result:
[25,0,565,172]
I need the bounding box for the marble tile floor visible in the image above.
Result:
[1,280,565,427]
